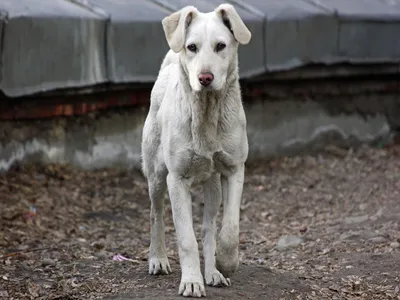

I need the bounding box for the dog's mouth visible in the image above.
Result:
[199,85,215,91]
[196,82,224,93]
[192,85,213,93]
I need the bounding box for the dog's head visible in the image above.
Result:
[162,4,251,92]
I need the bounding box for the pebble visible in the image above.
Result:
[275,235,303,251]
[42,258,56,267]
[256,258,265,265]
[390,241,400,248]
[321,248,331,255]
[95,251,109,259]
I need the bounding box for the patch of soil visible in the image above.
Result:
[107,263,309,300]
[1,145,400,299]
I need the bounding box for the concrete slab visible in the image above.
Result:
[308,0,400,62]
[0,10,6,86]
[0,0,108,97]
[1,0,400,97]
[236,0,338,71]
[85,0,172,83]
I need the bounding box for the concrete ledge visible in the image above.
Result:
[246,101,391,159]
[0,81,396,171]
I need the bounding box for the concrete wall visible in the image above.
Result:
[0,86,395,172]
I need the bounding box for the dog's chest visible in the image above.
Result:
[184,125,220,184]
[184,108,221,183]
[167,93,236,183]
[190,94,220,148]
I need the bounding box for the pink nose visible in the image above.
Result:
[198,72,214,87]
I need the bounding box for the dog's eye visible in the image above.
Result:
[216,42,226,52]
[187,44,197,52]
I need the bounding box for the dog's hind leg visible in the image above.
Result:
[148,173,171,275]
[216,164,245,278]
[202,173,231,287]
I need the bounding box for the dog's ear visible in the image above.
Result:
[162,6,198,53]
[215,4,251,45]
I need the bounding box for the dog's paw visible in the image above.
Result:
[205,268,231,287]
[179,275,206,297]
[148,256,171,275]
[216,234,239,278]
[216,251,239,278]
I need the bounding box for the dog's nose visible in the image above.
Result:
[198,72,214,87]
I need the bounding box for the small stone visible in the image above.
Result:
[95,251,109,259]
[345,265,354,269]
[42,258,56,267]
[321,248,331,255]
[359,203,368,211]
[256,258,265,265]
[275,235,303,251]
[329,284,340,292]
[390,242,400,248]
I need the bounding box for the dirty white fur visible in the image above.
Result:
[141,4,251,298]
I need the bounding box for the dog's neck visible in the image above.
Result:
[179,60,238,153]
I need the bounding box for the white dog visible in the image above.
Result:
[141,3,251,297]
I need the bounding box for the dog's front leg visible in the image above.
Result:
[202,173,231,287]
[167,173,206,297]
[216,164,245,278]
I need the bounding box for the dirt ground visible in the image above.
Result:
[1,145,400,300]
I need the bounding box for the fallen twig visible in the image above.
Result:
[0,247,58,259]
